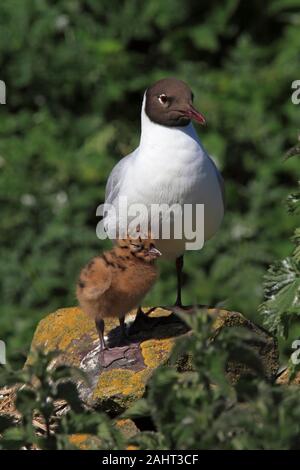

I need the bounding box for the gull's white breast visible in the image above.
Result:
[104,102,224,259]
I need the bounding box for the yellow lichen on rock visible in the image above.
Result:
[30,307,95,352]
[67,419,138,449]
[116,419,139,439]
[209,308,248,330]
[68,433,99,450]
[93,368,153,411]
[141,338,175,368]
[30,307,121,354]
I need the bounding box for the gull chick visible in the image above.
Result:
[76,236,161,351]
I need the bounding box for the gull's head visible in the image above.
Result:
[145,77,206,128]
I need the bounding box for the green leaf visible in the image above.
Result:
[259,257,300,337]
[55,381,83,412]
[15,387,36,415]
[0,414,15,432]
[122,399,151,419]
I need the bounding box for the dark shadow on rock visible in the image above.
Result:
[108,308,191,347]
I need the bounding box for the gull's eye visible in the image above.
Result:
[158,94,168,105]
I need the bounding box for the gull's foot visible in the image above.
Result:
[174,298,183,308]
[172,304,194,312]
[173,297,195,311]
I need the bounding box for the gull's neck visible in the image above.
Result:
[139,93,201,153]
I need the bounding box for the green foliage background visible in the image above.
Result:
[0,0,299,360]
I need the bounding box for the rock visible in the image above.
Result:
[28,306,279,413]
[213,310,279,384]
[116,418,140,439]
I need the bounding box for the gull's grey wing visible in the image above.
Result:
[105,152,135,204]
[208,155,225,208]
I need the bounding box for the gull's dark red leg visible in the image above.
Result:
[175,255,184,307]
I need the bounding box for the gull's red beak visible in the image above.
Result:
[184,105,206,125]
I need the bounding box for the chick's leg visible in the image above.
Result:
[95,318,105,351]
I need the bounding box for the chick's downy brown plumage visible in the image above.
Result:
[76,236,161,351]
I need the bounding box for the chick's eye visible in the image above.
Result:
[158,94,168,105]
[130,242,142,251]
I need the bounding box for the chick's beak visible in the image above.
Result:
[148,247,162,258]
[184,105,206,125]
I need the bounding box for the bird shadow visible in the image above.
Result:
[107,304,205,348]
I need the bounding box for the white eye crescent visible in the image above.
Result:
[158,94,168,105]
